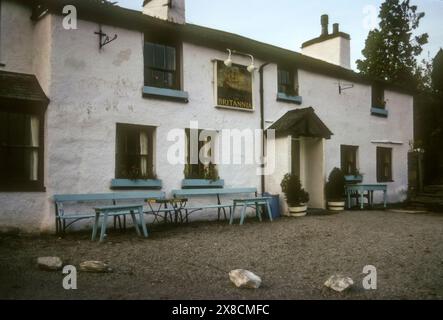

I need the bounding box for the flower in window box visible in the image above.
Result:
[375,98,386,108]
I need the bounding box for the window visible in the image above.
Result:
[377,147,392,182]
[372,83,385,109]
[278,67,298,96]
[144,41,180,90]
[341,145,358,175]
[115,124,155,180]
[0,110,44,191]
[185,129,217,180]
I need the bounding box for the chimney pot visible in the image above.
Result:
[321,14,329,36]
[333,23,339,34]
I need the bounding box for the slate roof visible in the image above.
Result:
[267,107,333,139]
[0,70,49,102]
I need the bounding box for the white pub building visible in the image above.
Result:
[0,0,413,232]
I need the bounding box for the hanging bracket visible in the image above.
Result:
[94,26,118,50]
[337,80,354,94]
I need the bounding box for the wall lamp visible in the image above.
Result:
[224,49,256,73]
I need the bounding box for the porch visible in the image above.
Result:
[266,107,333,210]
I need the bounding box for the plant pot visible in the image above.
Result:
[327,200,346,212]
[288,204,308,217]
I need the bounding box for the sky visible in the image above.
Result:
[117,0,443,70]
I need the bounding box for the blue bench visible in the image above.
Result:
[54,191,165,234]
[171,187,271,222]
[231,197,273,225]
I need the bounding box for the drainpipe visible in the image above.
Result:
[259,62,270,195]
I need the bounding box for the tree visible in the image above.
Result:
[432,49,443,94]
[415,56,433,92]
[356,0,428,88]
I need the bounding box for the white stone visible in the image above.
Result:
[324,275,354,292]
[79,261,112,273]
[229,269,262,289]
[37,256,63,271]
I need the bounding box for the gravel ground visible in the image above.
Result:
[1,210,442,300]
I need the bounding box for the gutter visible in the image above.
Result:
[259,62,270,195]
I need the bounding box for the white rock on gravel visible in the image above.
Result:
[229,269,262,289]
[37,257,63,271]
[79,261,112,273]
[324,275,354,292]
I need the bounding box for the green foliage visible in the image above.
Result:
[415,56,433,92]
[325,168,346,201]
[90,0,118,5]
[356,0,428,89]
[120,165,157,180]
[184,163,220,181]
[432,49,443,94]
[280,173,309,206]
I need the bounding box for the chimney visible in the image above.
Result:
[301,15,351,69]
[143,0,186,24]
[333,23,339,34]
[321,14,329,37]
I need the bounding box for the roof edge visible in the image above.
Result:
[302,32,351,49]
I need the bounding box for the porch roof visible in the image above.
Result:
[267,107,333,139]
[0,70,49,103]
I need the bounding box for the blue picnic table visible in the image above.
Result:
[345,184,387,209]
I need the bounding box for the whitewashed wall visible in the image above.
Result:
[0,2,413,232]
[0,0,34,72]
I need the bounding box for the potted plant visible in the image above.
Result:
[183,163,224,188]
[280,173,309,217]
[325,167,346,212]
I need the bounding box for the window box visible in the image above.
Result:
[371,107,388,117]
[344,175,363,183]
[142,86,189,103]
[277,92,303,105]
[182,179,225,189]
[111,179,162,190]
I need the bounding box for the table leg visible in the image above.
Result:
[360,192,364,210]
[216,194,222,221]
[130,211,141,236]
[257,202,263,222]
[92,212,100,241]
[99,211,109,242]
[347,191,351,209]
[266,200,273,222]
[384,190,387,208]
[370,191,374,208]
[138,207,148,238]
[230,202,236,225]
[239,205,247,225]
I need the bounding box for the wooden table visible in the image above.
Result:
[231,197,273,225]
[345,184,387,210]
[92,204,147,242]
